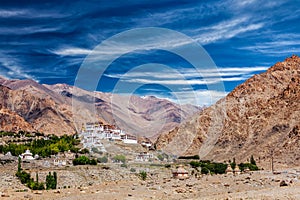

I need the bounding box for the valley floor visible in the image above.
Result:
[1,162,300,200]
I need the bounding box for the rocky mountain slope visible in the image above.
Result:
[0,77,201,138]
[45,84,201,139]
[155,55,300,167]
[0,84,75,135]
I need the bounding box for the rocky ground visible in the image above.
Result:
[1,161,300,200]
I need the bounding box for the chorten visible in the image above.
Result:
[225,164,233,174]
[234,165,241,175]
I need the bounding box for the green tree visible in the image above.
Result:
[190,161,200,168]
[46,172,56,190]
[53,172,57,189]
[89,159,97,165]
[36,172,39,184]
[139,171,147,181]
[201,167,209,174]
[250,155,256,165]
[113,155,126,163]
[73,156,97,165]
[17,157,22,173]
[230,157,236,169]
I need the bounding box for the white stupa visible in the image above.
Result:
[19,149,34,160]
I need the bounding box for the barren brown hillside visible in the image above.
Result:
[156,55,300,167]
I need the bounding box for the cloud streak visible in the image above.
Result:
[105,65,268,85]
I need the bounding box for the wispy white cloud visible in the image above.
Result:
[105,65,267,85]
[0,25,62,35]
[0,9,27,17]
[238,34,300,55]
[119,76,253,85]
[52,47,93,56]
[193,17,264,44]
[0,53,37,81]
[0,8,70,19]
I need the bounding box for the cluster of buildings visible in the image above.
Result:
[135,152,154,162]
[80,122,138,151]
[18,149,75,167]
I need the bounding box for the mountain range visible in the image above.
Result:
[0,77,201,138]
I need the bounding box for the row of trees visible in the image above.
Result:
[16,157,57,190]
[229,155,259,171]
[190,155,259,174]
[190,160,227,174]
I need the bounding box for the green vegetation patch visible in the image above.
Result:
[73,156,97,165]
[0,134,80,157]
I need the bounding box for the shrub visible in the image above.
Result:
[16,171,31,184]
[165,164,171,168]
[238,163,259,171]
[113,155,126,163]
[73,156,90,165]
[190,161,200,168]
[139,171,147,181]
[91,147,100,153]
[97,156,108,163]
[201,167,209,174]
[79,148,89,154]
[120,163,127,168]
[27,180,45,190]
[130,168,136,172]
[157,154,164,161]
[73,156,97,165]
[89,159,97,165]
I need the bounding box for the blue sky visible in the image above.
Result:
[0,0,299,106]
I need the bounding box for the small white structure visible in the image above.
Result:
[121,134,138,144]
[54,159,67,166]
[141,142,152,148]
[5,152,12,157]
[234,165,241,175]
[136,152,154,162]
[225,165,234,175]
[44,161,50,167]
[172,165,189,179]
[244,167,250,173]
[20,149,35,160]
